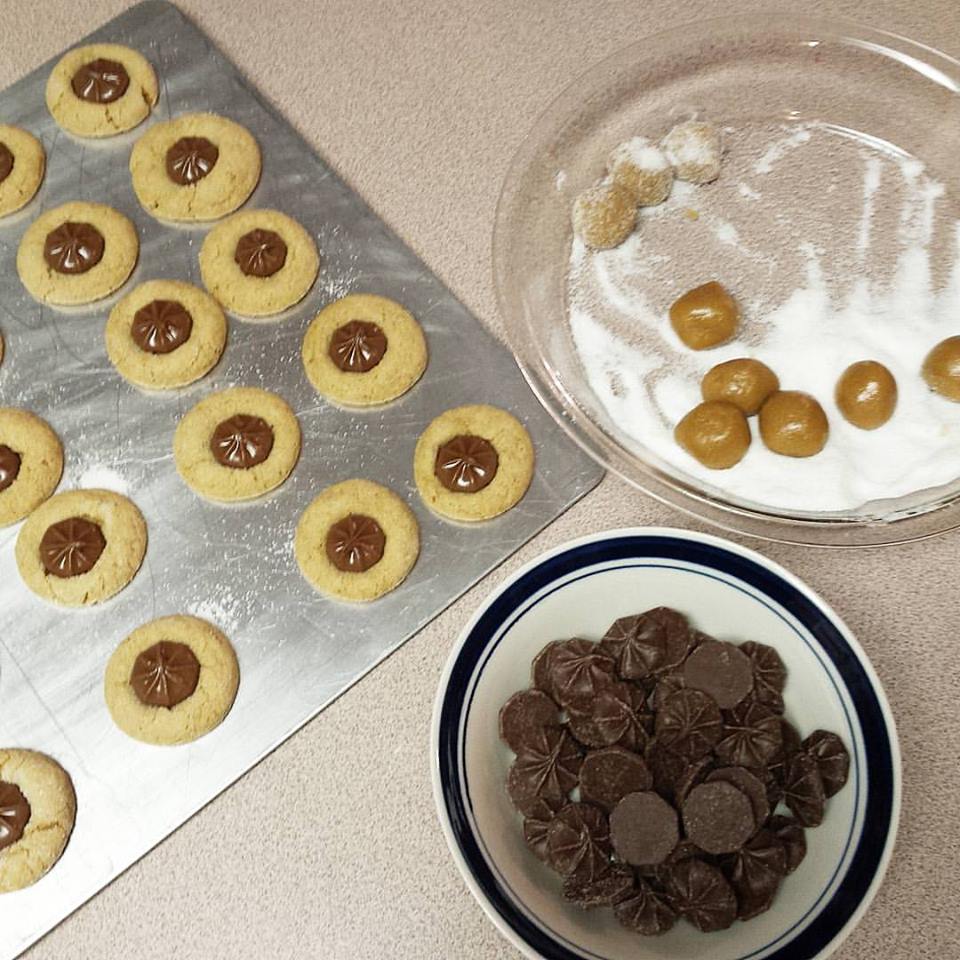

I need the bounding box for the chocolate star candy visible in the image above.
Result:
[166,136,219,185]
[682,781,756,855]
[706,766,770,830]
[531,640,561,693]
[71,58,129,103]
[563,863,634,910]
[544,638,616,713]
[715,700,782,768]
[498,688,562,753]
[234,228,287,278]
[0,781,30,851]
[580,747,653,812]
[329,320,388,373]
[655,688,723,761]
[803,730,850,797]
[568,681,648,751]
[130,640,201,708]
[131,299,193,355]
[673,756,715,806]
[767,718,803,804]
[0,444,22,492]
[0,143,13,184]
[521,795,563,862]
[650,671,685,712]
[769,814,807,874]
[434,434,499,493]
[210,414,274,469]
[325,514,386,573]
[740,640,787,713]
[610,791,679,866]
[722,828,787,920]
[665,858,737,932]
[614,878,677,935]
[782,752,826,827]
[43,221,104,274]
[646,742,690,802]
[506,727,583,815]
[683,640,754,709]
[600,607,691,680]
[546,803,612,881]
[39,516,106,578]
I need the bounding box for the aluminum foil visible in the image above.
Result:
[0,3,602,954]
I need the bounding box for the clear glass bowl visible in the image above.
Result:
[494,13,960,546]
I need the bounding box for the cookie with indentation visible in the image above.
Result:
[302,293,427,407]
[17,201,138,306]
[295,479,419,602]
[130,112,261,222]
[104,615,240,746]
[0,749,75,893]
[15,488,146,607]
[46,43,158,138]
[199,209,319,317]
[174,386,301,501]
[0,408,63,527]
[105,279,227,389]
[0,125,45,217]
[414,404,534,521]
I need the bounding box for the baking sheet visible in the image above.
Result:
[0,3,602,954]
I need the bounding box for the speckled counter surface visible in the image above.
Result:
[2,0,958,956]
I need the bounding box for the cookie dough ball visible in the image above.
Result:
[922,336,960,401]
[0,126,45,217]
[17,201,139,306]
[759,391,828,457]
[670,281,739,350]
[675,401,750,469]
[302,293,427,407]
[835,360,897,429]
[661,120,723,185]
[701,358,779,416]
[104,615,240,745]
[199,209,319,317]
[46,43,158,138]
[415,404,535,521]
[105,280,227,390]
[295,479,420,602]
[174,386,301,502]
[130,112,261,222]
[572,178,636,250]
[0,749,75,893]
[607,137,674,206]
[15,489,147,606]
[0,408,63,526]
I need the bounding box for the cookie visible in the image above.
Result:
[105,279,227,390]
[130,112,261,222]
[295,479,419,602]
[174,386,301,501]
[301,293,428,407]
[45,43,158,138]
[15,488,147,607]
[104,615,240,746]
[0,408,63,527]
[0,125,45,217]
[17,201,139,306]
[414,404,534,521]
[0,749,76,893]
[199,209,319,317]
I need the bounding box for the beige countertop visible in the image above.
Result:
[3,0,959,956]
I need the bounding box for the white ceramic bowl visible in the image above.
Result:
[432,528,900,960]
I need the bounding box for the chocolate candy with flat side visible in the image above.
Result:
[682,781,755,855]
[563,863,634,909]
[614,878,677,935]
[579,746,653,812]
[665,858,737,932]
[706,766,770,829]
[803,729,850,797]
[683,640,754,709]
[655,689,723,761]
[647,742,689,802]
[609,791,679,866]
[498,689,561,753]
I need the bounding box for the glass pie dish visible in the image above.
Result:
[493,13,960,546]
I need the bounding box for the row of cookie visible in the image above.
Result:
[0,611,241,894]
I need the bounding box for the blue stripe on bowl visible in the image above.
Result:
[437,534,896,960]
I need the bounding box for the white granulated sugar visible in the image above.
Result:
[567,121,960,514]
[610,137,670,172]
[555,170,567,191]
[76,465,130,494]
[188,595,241,634]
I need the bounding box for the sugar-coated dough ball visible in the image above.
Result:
[572,179,636,250]
[662,120,723,185]
[607,137,674,206]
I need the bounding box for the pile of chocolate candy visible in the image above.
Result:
[499,607,850,935]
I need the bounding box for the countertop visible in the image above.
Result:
[2,0,959,956]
